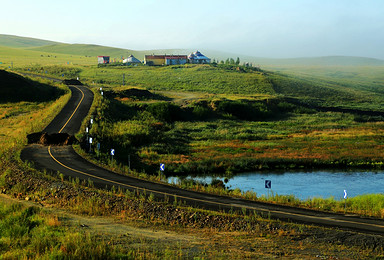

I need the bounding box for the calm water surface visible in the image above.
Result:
[168,170,384,200]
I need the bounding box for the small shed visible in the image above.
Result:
[98,56,110,64]
[123,55,141,65]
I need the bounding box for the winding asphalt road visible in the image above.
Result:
[21,84,384,235]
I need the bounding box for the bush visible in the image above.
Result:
[354,114,384,122]
[192,105,212,119]
[146,102,184,122]
[216,100,271,121]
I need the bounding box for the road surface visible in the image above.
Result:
[21,84,384,235]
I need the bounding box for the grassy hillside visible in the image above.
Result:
[81,64,275,95]
[32,44,384,67]
[4,34,384,68]
[268,71,384,111]
[78,63,384,111]
[0,45,94,69]
[0,70,65,103]
[0,34,58,48]
[3,34,384,111]
[266,65,384,111]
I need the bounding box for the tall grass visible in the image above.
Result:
[0,202,152,259]
[0,77,70,163]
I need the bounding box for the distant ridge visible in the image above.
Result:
[255,56,384,67]
[0,34,59,48]
[29,43,188,61]
[2,34,384,66]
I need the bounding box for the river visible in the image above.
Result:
[168,170,384,200]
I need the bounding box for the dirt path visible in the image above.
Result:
[0,194,198,244]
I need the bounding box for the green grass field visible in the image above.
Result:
[0,45,95,69]
[1,36,384,258]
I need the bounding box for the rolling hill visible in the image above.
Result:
[29,43,187,61]
[3,34,384,67]
[257,56,384,67]
[0,34,59,48]
[2,34,384,111]
[0,45,95,68]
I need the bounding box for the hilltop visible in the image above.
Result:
[0,34,58,48]
[29,43,187,61]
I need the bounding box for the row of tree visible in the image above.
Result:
[211,57,256,68]
[212,57,240,65]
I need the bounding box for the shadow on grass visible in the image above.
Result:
[0,70,66,103]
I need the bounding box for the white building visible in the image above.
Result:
[123,55,141,64]
[188,51,211,64]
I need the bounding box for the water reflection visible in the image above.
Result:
[168,170,384,200]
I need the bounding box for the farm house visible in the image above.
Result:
[188,51,211,64]
[144,55,187,66]
[165,55,188,65]
[97,56,110,64]
[144,55,165,66]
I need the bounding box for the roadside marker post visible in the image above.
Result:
[110,149,115,164]
[344,189,348,211]
[97,142,100,159]
[89,137,93,153]
[159,163,165,180]
[265,180,271,198]
[85,127,89,144]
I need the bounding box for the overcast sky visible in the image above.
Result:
[3,0,384,59]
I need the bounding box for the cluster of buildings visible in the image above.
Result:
[97,51,211,66]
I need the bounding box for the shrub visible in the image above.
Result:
[146,102,184,122]
[216,100,271,121]
[192,105,212,119]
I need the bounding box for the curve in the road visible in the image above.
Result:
[21,84,384,236]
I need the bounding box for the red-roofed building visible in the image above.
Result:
[144,55,187,66]
[97,56,110,64]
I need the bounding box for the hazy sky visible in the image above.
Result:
[3,0,384,59]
